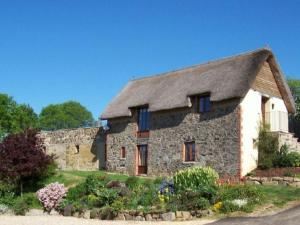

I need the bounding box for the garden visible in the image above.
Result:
[1,129,300,221]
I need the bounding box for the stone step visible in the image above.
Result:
[278,132,295,139]
[276,132,300,152]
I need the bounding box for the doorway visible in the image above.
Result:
[137,145,148,175]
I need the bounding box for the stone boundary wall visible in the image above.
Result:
[90,209,214,221]
[246,176,300,187]
[253,167,300,177]
[40,127,105,170]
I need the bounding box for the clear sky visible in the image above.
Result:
[1,0,300,119]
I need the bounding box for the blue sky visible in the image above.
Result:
[1,0,300,119]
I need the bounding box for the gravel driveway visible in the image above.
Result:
[0,216,214,225]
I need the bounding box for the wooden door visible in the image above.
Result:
[137,145,148,175]
[261,96,268,124]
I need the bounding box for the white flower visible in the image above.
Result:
[232,199,247,208]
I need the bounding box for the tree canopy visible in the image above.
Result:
[287,79,300,121]
[0,93,38,139]
[39,101,94,130]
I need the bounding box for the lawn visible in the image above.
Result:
[42,170,136,188]
[258,185,300,207]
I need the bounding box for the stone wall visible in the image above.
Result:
[40,127,105,170]
[246,176,300,187]
[106,116,137,175]
[106,99,241,177]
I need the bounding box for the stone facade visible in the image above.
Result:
[40,99,242,176]
[106,99,241,177]
[40,127,105,170]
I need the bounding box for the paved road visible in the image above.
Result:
[207,205,300,225]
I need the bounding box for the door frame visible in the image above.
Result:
[136,145,148,175]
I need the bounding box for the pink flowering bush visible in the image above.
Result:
[37,182,68,213]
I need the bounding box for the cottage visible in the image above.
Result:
[101,48,295,178]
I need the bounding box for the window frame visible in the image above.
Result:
[121,147,126,159]
[194,94,211,113]
[184,141,196,162]
[138,107,150,132]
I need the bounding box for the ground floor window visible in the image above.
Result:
[121,147,126,159]
[184,141,195,162]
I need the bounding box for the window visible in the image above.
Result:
[75,145,80,154]
[198,95,211,113]
[184,141,195,162]
[121,147,126,159]
[138,107,150,131]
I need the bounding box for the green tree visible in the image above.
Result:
[0,93,38,139]
[39,101,94,130]
[287,79,300,121]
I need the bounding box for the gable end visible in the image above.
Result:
[251,61,282,98]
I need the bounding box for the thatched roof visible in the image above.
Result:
[101,48,295,119]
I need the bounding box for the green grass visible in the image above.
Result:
[42,170,143,188]
[258,185,300,207]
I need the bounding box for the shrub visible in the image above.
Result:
[66,183,86,202]
[173,167,219,193]
[193,197,210,210]
[0,129,54,194]
[84,175,107,194]
[170,190,212,211]
[287,152,300,167]
[36,182,67,213]
[0,181,15,207]
[125,176,139,189]
[12,198,29,215]
[118,186,131,197]
[217,184,263,213]
[22,193,41,209]
[0,204,9,214]
[219,200,239,213]
[87,194,99,208]
[95,188,118,206]
[273,144,300,168]
[137,185,157,207]
[111,197,125,212]
[256,124,279,169]
[218,184,263,203]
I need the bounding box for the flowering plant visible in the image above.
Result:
[37,182,67,213]
[213,201,222,211]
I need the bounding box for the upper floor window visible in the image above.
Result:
[184,141,196,162]
[198,95,211,113]
[138,107,150,131]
